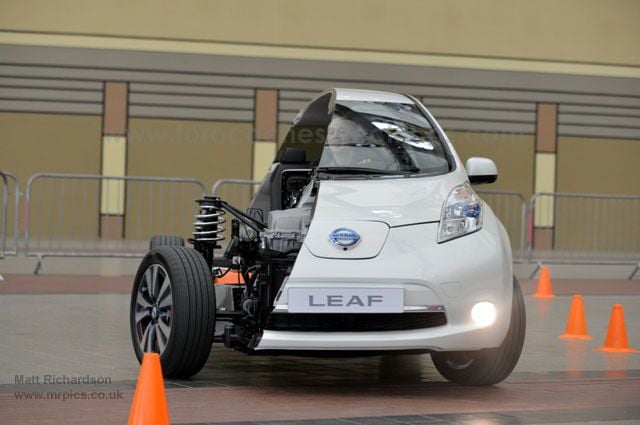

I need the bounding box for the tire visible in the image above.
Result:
[149,235,185,250]
[431,277,526,386]
[130,245,216,379]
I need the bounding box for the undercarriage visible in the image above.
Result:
[190,170,315,353]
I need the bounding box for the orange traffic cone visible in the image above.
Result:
[128,353,170,425]
[598,304,638,353]
[533,266,555,298]
[560,295,592,340]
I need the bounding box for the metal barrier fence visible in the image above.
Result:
[2,171,637,276]
[529,192,640,275]
[477,190,527,262]
[211,178,262,208]
[24,173,206,271]
[0,170,20,258]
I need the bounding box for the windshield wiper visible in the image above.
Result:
[317,167,409,176]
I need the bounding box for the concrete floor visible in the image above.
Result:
[0,275,638,424]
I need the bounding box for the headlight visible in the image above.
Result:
[437,182,483,243]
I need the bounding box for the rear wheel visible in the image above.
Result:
[149,235,185,250]
[130,246,216,378]
[431,277,526,386]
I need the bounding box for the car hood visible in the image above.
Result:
[303,169,465,260]
[311,169,465,227]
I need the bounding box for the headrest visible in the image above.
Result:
[280,148,306,164]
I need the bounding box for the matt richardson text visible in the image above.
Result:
[15,374,112,385]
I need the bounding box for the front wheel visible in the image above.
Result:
[431,277,526,386]
[130,246,216,378]
[149,234,185,250]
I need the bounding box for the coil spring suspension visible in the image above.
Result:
[191,196,225,267]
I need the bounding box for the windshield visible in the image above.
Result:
[318,100,451,176]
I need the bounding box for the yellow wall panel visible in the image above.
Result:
[100,135,126,215]
[253,141,277,181]
[534,153,556,194]
[534,153,556,227]
[278,123,292,147]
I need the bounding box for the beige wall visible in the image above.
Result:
[2,0,639,67]
[128,118,253,185]
[0,112,102,182]
[1,2,638,254]
[549,194,640,254]
[0,112,102,240]
[278,123,292,146]
[126,118,254,240]
[447,131,534,252]
[447,131,535,199]
[552,137,640,252]
[557,137,640,195]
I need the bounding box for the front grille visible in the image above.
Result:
[264,312,447,332]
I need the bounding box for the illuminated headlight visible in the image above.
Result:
[471,302,497,327]
[437,182,483,243]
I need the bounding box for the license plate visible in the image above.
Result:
[288,288,404,313]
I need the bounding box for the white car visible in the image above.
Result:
[130,88,525,386]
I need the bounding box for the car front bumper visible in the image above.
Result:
[255,215,513,352]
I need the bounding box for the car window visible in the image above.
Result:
[319,101,450,175]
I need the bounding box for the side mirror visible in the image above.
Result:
[466,157,497,184]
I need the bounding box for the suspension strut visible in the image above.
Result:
[190,196,226,269]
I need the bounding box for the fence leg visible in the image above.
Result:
[629,263,640,280]
[529,261,542,279]
[33,254,47,275]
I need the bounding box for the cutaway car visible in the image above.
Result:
[130,88,525,385]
